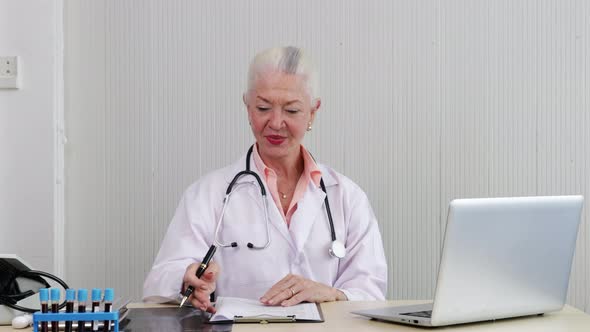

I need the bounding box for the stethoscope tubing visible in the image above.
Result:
[213,145,345,258]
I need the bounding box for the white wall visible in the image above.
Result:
[0,0,62,274]
[64,0,590,312]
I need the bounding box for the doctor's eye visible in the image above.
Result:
[256,106,270,112]
[285,109,300,114]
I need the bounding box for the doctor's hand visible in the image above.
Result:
[182,261,220,313]
[260,274,347,307]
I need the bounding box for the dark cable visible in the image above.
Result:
[0,270,70,313]
[320,178,337,242]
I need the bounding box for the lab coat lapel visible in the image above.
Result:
[266,196,297,250]
[289,184,326,253]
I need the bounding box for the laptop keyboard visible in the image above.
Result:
[400,310,432,318]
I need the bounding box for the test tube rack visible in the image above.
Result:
[32,311,119,332]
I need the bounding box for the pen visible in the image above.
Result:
[179,245,217,308]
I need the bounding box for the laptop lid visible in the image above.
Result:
[430,195,584,326]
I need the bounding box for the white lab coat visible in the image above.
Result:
[143,151,387,302]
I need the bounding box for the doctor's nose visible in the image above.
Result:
[268,109,285,130]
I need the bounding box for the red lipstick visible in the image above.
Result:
[266,135,285,145]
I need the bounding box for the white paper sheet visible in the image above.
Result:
[210,297,322,322]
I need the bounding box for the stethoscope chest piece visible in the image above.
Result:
[329,240,346,259]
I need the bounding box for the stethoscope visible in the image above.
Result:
[213,145,346,259]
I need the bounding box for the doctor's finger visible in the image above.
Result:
[189,295,205,310]
[262,289,289,306]
[193,290,212,306]
[201,261,220,279]
[184,260,220,280]
[183,262,200,281]
[184,275,214,293]
[264,282,302,306]
[280,287,312,307]
[186,261,220,280]
[198,295,217,314]
[184,276,210,292]
[275,279,312,306]
[189,293,215,313]
[201,271,217,283]
[186,269,219,287]
[260,275,299,303]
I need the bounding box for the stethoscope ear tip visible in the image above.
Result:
[231,242,238,247]
[247,243,254,248]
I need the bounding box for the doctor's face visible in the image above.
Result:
[244,70,320,162]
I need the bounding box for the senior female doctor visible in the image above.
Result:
[143,46,387,312]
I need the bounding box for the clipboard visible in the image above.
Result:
[232,303,324,323]
[208,297,324,324]
[233,314,296,323]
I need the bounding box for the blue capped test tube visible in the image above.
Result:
[39,288,49,332]
[77,289,88,332]
[103,288,114,332]
[65,289,76,332]
[91,288,101,331]
[50,288,60,332]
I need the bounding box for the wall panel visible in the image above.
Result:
[65,0,590,311]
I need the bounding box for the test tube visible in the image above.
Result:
[65,289,76,332]
[50,288,60,332]
[91,288,101,332]
[39,288,49,332]
[102,288,114,332]
[77,289,88,332]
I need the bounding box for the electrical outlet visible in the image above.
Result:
[0,56,20,89]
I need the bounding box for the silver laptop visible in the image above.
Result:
[353,195,584,327]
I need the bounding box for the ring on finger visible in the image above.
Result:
[289,287,295,297]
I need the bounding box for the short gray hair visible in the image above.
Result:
[246,46,319,101]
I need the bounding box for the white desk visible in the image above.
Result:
[3,300,589,331]
[287,300,590,332]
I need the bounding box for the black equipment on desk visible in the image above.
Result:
[0,255,69,313]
